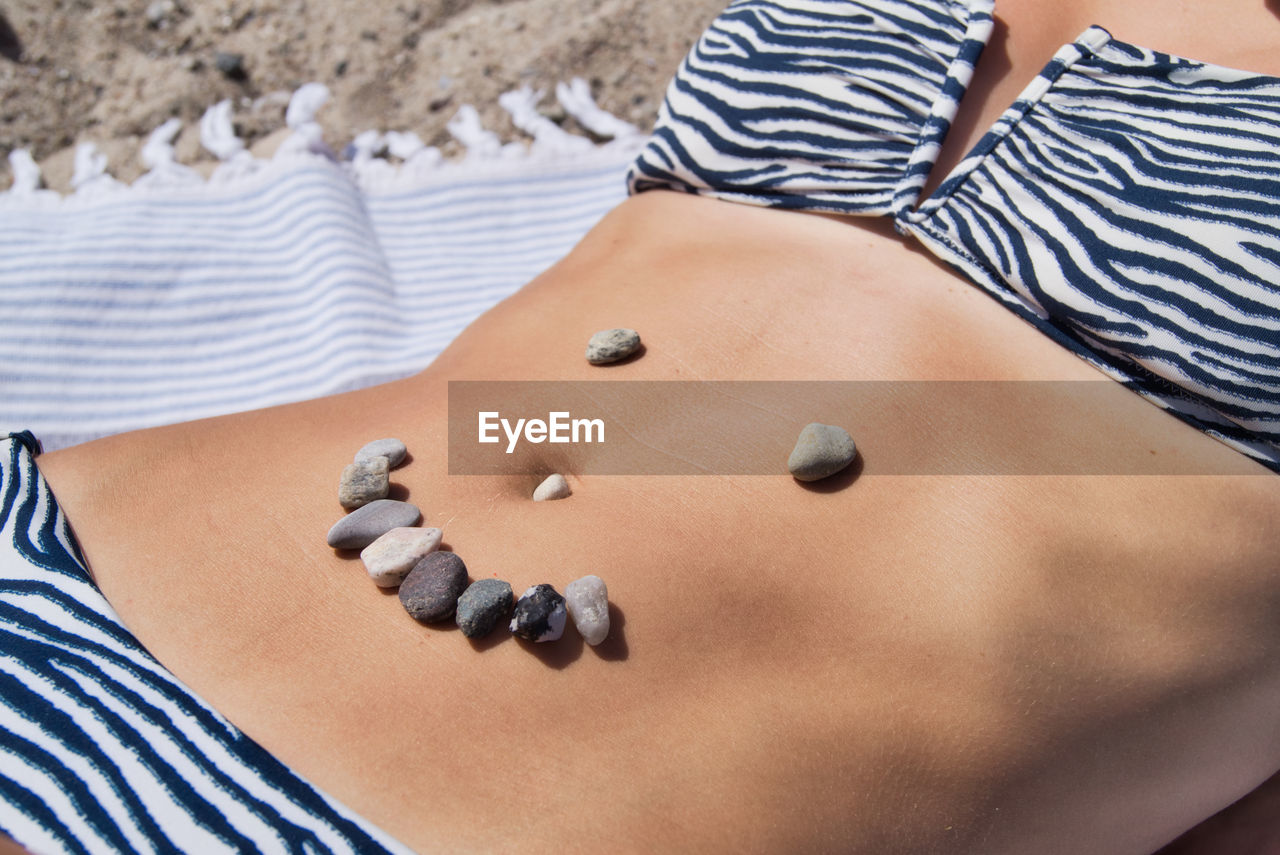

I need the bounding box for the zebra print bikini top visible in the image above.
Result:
[628,0,1280,473]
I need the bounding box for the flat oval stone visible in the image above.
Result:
[326,499,422,550]
[585,328,641,364]
[355,437,407,468]
[339,456,390,509]
[564,575,609,646]
[787,423,857,482]
[399,551,469,622]
[455,578,514,639]
[360,526,443,588]
[509,584,566,642]
[532,473,571,502]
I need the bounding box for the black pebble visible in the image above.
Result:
[509,584,566,642]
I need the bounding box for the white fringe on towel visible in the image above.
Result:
[0,80,645,449]
[2,78,645,203]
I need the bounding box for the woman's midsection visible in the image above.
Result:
[438,190,1097,385]
[36,191,1280,853]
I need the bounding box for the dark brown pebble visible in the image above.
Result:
[399,551,468,622]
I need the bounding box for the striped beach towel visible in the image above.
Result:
[0,81,644,451]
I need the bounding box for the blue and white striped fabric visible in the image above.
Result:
[627,0,994,215]
[629,0,1280,471]
[0,121,639,451]
[0,431,415,854]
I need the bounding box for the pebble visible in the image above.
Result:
[339,456,390,509]
[360,526,442,588]
[509,584,566,642]
[326,499,421,550]
[787,423,858,482]
[532,473,571,502]
[585,328,641,364]
[564,575,610,646]
[455,579,514,639]
[215,51,247,80]
[399,551,469,622]
[355,437,407,469]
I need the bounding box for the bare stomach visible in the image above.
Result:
[37,191,1280,854]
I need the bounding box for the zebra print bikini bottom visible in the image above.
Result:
[628,0,1280,472]
[0,432,412,854]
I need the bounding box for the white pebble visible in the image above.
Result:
[585,328,641,364]
[360,526,442,587]
[532,473,571,502]
[564,575,610,646]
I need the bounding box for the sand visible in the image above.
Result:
[0,0,728,192]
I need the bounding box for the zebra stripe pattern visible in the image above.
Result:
[901,27,1280,467]
[629,0,1280,471]
[627,0,994,214]
[0,432,415,854]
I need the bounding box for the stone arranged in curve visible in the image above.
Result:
[399,551,469,622]
[455,579,514,639]
[355,437,408,468]
[564,575,610,646]
[339,456,391,509]
[360,526,443,588]
[509,584,567,642]
[787,423,858,482]
[327,499,422,550]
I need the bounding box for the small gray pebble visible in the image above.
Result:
[355,437,407,468]
[455,579,514,639]
[787,423,858,482]
[585,328,641,364]
[339,457,390,509]
[399,551,468,622]
[326,499,421,550]
[564,575,610,646]
[509,584,567,642]
[214,51,246,80]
